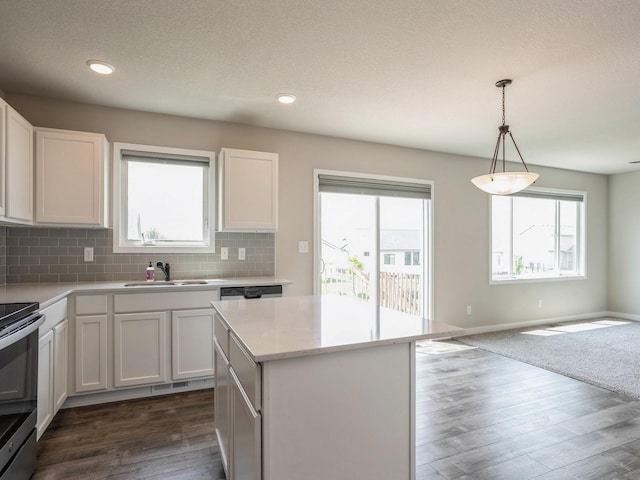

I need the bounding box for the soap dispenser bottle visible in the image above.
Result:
[146,262,155,282]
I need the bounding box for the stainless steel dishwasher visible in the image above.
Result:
[219,284,283,300]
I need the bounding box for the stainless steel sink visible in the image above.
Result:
[123,280,209,287]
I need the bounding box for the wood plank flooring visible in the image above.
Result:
[416,343,640,479]
[33,389,225,480]
[34,344,640,479]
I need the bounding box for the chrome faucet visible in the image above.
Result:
[156,261,170,281]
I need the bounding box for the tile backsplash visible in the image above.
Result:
[2,227,274,284]
[0,227,6,285]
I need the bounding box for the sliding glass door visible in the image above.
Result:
[317,172,432,318]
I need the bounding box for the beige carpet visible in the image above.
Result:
[456,318,640,399]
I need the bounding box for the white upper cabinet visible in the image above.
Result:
[35,128,109,227]
[218,148,278,232]
[3,101,34,224]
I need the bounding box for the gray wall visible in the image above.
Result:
[608,171,640,316]
[6,93,609,329]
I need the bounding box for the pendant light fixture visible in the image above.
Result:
[471,79,539,195]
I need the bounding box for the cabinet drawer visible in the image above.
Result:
[114,290,218,313]
[214,313,230,358]
[75,295,107,315]
[229,335,261,411]
[39,298,68,334]
[230,369,261,480]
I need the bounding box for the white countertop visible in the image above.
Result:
[0,277,290,309]
[212,295,464,362]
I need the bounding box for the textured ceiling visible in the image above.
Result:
[0,0,639,174]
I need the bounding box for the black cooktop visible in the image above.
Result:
[0,303,39,333]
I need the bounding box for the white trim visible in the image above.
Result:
[489,274,587,286]
[459,310,612,336]
[313,169,434,319]
[113,142,216,253]
[62,378,214,408]
[489,186,587,285]
[604,311,640,322]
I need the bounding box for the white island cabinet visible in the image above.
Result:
[212,296,463,480]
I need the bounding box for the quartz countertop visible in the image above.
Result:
[0,277,290,309]
[212,295,464,362]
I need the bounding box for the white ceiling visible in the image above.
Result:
[1,0,638,175]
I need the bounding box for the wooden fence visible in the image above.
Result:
[321,267,421,315]
[378,272,421,315]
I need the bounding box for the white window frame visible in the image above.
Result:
[313,169,434,320]
[489,186,587,285]
[113,142,216,253]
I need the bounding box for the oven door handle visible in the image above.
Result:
[0,312,45,351]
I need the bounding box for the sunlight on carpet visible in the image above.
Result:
[457,318,640,399]
[520,320,631,336]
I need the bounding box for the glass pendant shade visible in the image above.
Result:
[472,79,539,195]
[471,171,539,195]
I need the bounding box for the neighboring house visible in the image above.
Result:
[380,229,422,274]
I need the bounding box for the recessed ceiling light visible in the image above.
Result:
[86,60,115,75]
[277,93,296,104]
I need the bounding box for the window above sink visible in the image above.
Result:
[113,142,216,253]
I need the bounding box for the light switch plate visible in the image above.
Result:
[221,247,228,260]
[238,248,246,260]
[84,247,94,262]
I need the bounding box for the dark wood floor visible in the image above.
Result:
[33,389,225,480]
[34,345,640,479]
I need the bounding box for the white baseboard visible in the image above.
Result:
[604,311,640,322]
[459,311,613,336]
[62,378,214,409]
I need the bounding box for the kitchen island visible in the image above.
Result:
[212,295,463,480]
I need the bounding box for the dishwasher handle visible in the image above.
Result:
[220,284,283,299]
[243,288,262,299]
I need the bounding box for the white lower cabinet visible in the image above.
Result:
[53,319,68,410]
[37,330,54,439]
[114,312,167,387]
[172,309,215,380]
[75,315,108,392]
[68,289,222,405]
[37,299,69,439]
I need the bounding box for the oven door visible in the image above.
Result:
[0,313,42,480]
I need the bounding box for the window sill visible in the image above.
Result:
[490,274,586,286]
[113,244,215,254]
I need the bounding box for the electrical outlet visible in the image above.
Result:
[238,248,246,260]
[466,305,472,315]
[221,247,228,260]
[538,299,543,308]
[298,241,309,253]
[84,247,94,262]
